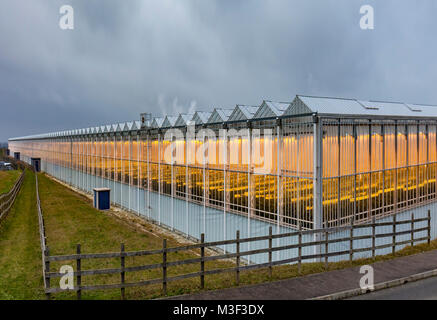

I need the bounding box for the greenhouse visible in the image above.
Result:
[8,95,437,261]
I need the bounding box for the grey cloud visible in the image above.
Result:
[1,0,437,141]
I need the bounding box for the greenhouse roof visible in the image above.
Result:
[9,94,437,141]
[151,117,165,128]
[253,100,290,119]
[228,105,259,121]
[174,113,194,127]
[207,108,234,124]
[286,95,437,118]
[162,116,178,128]
[192,111,212,125]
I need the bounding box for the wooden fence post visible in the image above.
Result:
[76,244,81,300]
[349,219,353,263]
[428,210,431,246]
[411,213,414,247]
[121,243,125,300]
[200,233,205,289]
[324,231,329,270]
[268,226,272,279]
[162,239,167,295]
[392,215,396,255]
[236,230,240,286]
[44,246,51,300]
[372,217,376,260]
[298,224,302,274]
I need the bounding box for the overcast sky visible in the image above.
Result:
[1,0,437,141]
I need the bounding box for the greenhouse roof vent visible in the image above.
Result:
[404,104,422,112]
[356,100,379,110]
[140,113,152,128]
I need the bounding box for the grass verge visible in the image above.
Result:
[38,173,233,300]
[0,170,45,299]
[3,170,437,300]
[0,170,21,194]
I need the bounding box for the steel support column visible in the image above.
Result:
[158,132,161,225]
[247,125,252,259]
[313,116,323,260]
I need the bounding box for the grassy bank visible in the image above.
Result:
[37,173,233,299]
[1,169,436,300]
[0,170,21,194]
[37,173,437,300]
[0,170,45,299]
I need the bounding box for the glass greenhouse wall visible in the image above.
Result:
[322,118,436,227]
[9,95,437,262]
[9,118,317,227]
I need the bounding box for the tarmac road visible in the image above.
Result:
[348,276,437,300]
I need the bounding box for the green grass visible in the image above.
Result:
[37,173,437,300]
[0,170,45,299]
[0,170,20,194]
[1,169,437,300]
[37,173,234,299]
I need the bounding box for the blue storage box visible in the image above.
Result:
[93,188,111,210]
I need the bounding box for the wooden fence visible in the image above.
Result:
[0,170,25,223]
[34,171,49,299]
[42,210,431,300]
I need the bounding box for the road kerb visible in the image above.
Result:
[311,269,437,300]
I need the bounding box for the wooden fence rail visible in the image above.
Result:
[34,171,50,299]
[42,210,432,299]
[0,170,25,223]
